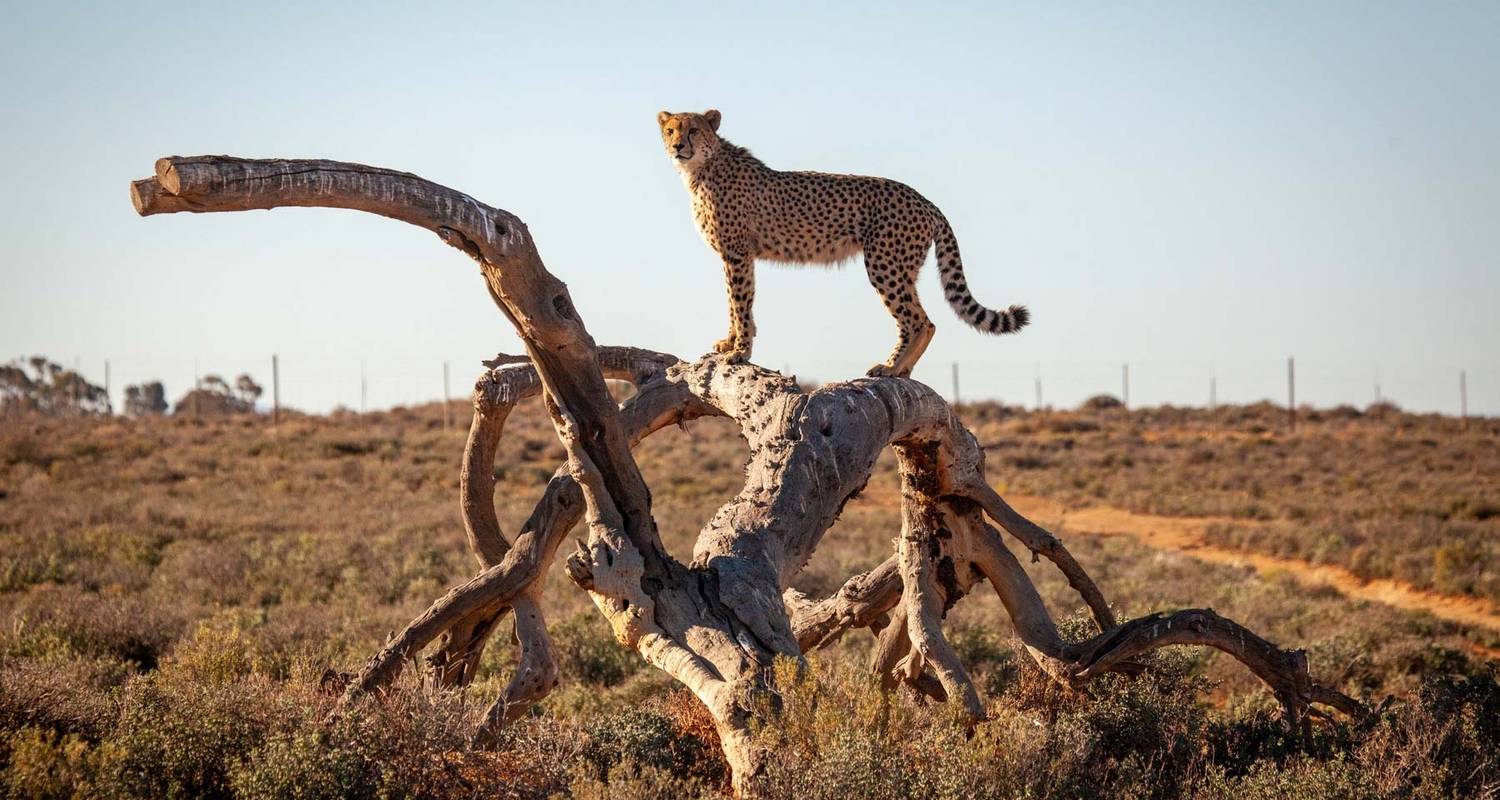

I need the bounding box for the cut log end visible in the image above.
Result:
[154,157,183,195]
[131,167,216,217]
[130,177,191,216]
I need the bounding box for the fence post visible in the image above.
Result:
[1209,372,1217,431]
[104,359,111,415]
[951,362,960,406]
[1287,357,1296,432]
[442,361,451,431]
[1034,364,1043,412]
[271,354,280,427]
[1460,369,1468,431]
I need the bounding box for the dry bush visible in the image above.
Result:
[1,403,1497,797]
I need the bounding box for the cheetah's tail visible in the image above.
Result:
[933,213,1030,335]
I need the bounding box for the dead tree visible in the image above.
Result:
[132,156,1364,795]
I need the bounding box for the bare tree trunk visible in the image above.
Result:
[133,156,1365,796]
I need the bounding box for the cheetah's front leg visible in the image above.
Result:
[712,255,756,363]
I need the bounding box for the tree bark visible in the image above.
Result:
[134,156,1365,796]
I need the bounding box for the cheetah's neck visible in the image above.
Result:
[682,138,767,192]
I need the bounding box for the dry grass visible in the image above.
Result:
[963,401,1500,603]
[0,397,1496,798]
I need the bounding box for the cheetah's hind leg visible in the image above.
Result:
[865,246,935,378]
[866,318,933,378]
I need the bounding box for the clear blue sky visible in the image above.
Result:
[2,1,1497,414]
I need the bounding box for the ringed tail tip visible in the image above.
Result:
[982,304,1030,334]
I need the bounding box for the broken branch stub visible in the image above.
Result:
[134,155,1366,797]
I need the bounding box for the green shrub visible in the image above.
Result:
[111,673,288,799]
[228,729,373,800]
[2,727,125,800]
[1191,757,1372,800]
[566,761,711,800]
[555,613,640,687]
[582,708,719,785]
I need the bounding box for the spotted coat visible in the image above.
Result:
[659,109,1029,377]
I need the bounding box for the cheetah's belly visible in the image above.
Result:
[750,202,864,265]
[757,234,863,266]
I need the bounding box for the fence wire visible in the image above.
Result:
[16,354,1497,418]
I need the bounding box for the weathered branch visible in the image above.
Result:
[351,369,715,697]
[787,557,900,651]
[135,155,670,592]
[964,481,1117,631]
[431,347,686,690]
[892,442,984,721]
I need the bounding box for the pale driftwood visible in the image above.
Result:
[133,155,1364,796]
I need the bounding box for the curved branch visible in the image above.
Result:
[787,557,900,651]
[964,481,1117,631]
[461,347,682,569]
[898,530,983,719]
[134,154,671,596]
[1065,609,1365,723]
[348,373,717,697]
[470,589,557,747]
[133,157,518,257]
[434,347,687,688]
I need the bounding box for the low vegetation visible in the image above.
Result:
[968,400,1500,604]
[0,398,1495,798]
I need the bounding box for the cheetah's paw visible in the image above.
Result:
[708,337,750,364]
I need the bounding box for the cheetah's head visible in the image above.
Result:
[657,109,722,170]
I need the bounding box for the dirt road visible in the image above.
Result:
[1009,495,1500,640]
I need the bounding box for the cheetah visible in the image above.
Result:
[658,108,1029,378]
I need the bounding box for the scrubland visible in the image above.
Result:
[0,396,1495,798]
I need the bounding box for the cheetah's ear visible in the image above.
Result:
[704,109,721,131]
[657,110,672,127]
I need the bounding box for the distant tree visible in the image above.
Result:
[1080,393,1124,412]
[124,381,169,417]
[234,374,263,408]
[0,356,110,417]
[173,371,260,416]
